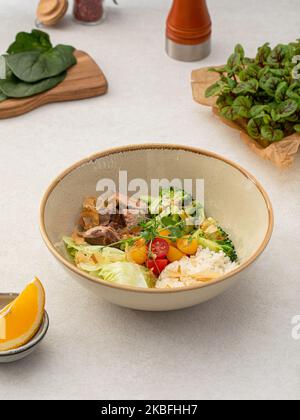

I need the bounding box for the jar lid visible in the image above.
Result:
[36,0,69,26]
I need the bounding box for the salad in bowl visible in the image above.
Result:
[60,188,239,289]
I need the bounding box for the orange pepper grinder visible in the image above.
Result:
[166,0,212,62]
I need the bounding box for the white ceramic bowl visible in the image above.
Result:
[0,294,49,363]
[40,144,273,311]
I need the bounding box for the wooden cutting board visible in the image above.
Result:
[0,51,108,119]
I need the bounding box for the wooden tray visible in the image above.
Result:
[0,51,108,119]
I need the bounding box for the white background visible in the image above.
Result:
[0,0,300,400]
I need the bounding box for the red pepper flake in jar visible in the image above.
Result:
[73,0,104,24]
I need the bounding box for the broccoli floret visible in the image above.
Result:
[196,223,238,262]
[198,237,238,262]
[216,238,238,262]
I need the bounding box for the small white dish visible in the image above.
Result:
[0,294,49,363]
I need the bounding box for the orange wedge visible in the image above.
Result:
[0,278,45,352]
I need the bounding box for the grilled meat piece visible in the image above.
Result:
[81,226,121,246]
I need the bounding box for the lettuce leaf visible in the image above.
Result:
[61,238,155,287]
[62,236,125,262]
[99,262,155,288]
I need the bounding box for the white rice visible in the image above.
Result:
[156,247,239,289]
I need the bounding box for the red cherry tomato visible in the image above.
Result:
[150,238,170,259]
[146,259,169,276]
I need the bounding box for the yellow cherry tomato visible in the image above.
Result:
[176,236,198,255]
[158,229,173,245]
[167,246,186,263]
[127,243,148,265]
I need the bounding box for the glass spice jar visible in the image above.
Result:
[73,0,117,25]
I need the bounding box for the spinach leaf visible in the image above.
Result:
[0,91,7,102]
[7,30,52,54]
[0,72,66,98]
[6,45,76,83]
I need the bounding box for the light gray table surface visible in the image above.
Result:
[0,0,299,400]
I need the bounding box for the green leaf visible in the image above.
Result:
[286,82,300,100]
[220,106,236,121]
[247,119,261,140]
[271,109,280,122]
[269,68,288,77]
[258,66,271,79]
[7,30,52,54]
[205,82,223,98]
[232,79,258,95]
[205,80,232,98]
[221,76,237,89]
[275,81,288,103]
[263,115,272,125]
[286,114,298,122]
[261,125,284,142]
[232,96,252,118]
[267,44,288,65]
[276,99,298,118]
[246,64,260,78]
[244,57,255,65]
[250,105,270,118]
[234,44,245,60]
[216,95,233,108]
[255,43,271,65]
[238,70,248,82]
[227,53,241,70]
[239,64,260,81]
[0,72,66,98]
[0,91,7,102]
[208,66,228,74]
[260,76,281,96]
[293,124,300,133]
[6,45,76,83]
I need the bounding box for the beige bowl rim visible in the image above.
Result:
[40,144,274,294]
